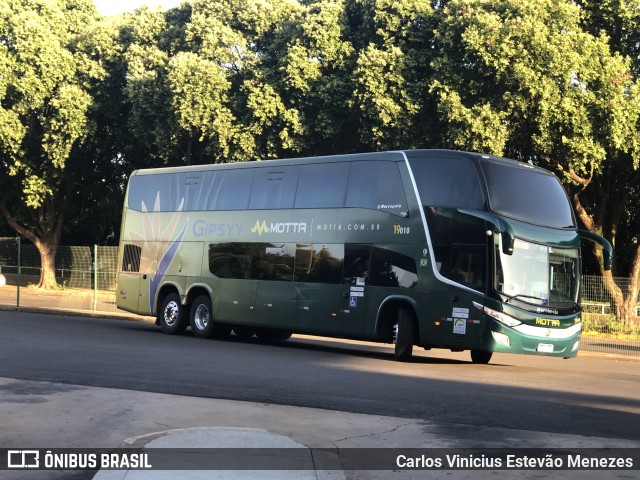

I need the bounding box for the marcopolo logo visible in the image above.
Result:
[251,220,307,236]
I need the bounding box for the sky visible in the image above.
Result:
[94,0,183,17]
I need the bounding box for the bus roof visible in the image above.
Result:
[130,149,556,179]
[131,150,407,176]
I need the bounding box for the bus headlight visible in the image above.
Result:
[473,302,521,327]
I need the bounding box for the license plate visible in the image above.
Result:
[537,343,554,353]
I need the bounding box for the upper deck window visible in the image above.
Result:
[481,160,575,229]
[409,156,484,209]
[127,170,254,212]
[294,163,350,208]
[249,166,299,209]
[346,161,407,214]
[127,174,174,212]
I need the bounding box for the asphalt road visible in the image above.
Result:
[0,310,638,443]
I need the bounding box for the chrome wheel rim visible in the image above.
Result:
[164,301,179,327]
[194,304,209,331]
[392,323,399,344]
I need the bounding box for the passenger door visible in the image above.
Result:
[253,243,296,328]
[294,244,370,336]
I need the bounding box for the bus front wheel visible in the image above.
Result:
[158,293,187,334]
[190,295,230,339]
[393,307,415,361]
[471,350,493,364]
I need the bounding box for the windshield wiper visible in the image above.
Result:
[502,293,546,305]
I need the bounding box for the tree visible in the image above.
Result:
[120,0,305,166]
[0,0,100,288]
[428,0,640,327]
[348,0,433,150]
[274,0,357,155]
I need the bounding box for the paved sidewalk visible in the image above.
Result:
[1,377,638,480]
[92,427,344,480]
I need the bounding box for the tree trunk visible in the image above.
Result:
[573,193,640,331]
[586,221,640,332]
[0,200,65,291]
[36,241,58,289]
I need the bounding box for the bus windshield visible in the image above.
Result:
[495,238,579,309]
[481,160,575,229]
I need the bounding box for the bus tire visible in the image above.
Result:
[189,295,231,339]
[471,350,493,364]
[158,292,187,334]
[394,307,415,361]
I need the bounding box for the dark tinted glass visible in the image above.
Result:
[250,243,295,281]
[346,161,407,214]
[481,161,575,228]
[343,244,371,285]
[451,245,486,291]
[249,166,299,209]
[209,243,252,279]
[127,174,174,212]
[294,244,344,283]
[370,248,417,288]
[209,243,295,281]
[425,208,488,246]
[294,163,349,208]
[409,156,484,209]
[425,208,487,292]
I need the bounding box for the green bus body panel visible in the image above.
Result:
[116,149,603,359]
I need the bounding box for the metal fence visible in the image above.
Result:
[0,237,119,314]
[0,237,638,357]
[580,275,640,357]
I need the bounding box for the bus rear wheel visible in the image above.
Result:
[158,293,187,334]
[190,295,231,339]
[471,350,493,364]
[393,307,415,361]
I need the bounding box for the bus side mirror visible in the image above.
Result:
[496,217,515,256]
[578,229,613,271]
[457,209,515,255]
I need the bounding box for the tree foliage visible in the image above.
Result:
[0,0,639,316]
[0,0,100,288]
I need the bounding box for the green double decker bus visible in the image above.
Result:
[116,149,612,363]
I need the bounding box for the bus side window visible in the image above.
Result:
[343,244,371,285]
[426,208,487,292]
[346,161,407,215]
[127,174,173,212]
[209,243,252,279]
[294,163,349,208]
[451,245,486,291]
[251,243,295,281]
[294,244,344,283]
[206,170,253,211]
[370,248,417,288]
[249,167,299,209]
